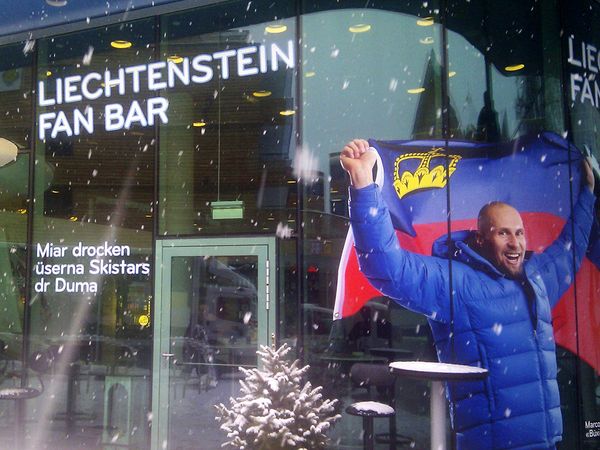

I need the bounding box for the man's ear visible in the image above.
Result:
[475,232,484,248]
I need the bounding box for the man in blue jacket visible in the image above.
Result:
[340,139,596,450]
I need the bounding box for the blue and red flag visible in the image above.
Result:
[334,132,600,371]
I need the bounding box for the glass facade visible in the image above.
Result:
[0,1,596,449]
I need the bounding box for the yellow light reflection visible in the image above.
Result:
[138,315,150,327]
[192,121,206,127]
[407,87,426,94]
[167,55,184,63]
[265,24,287,34]
[417,17,435,26]
[504,64,525,72]
[349,24,371,33]
[111,40,133,49]
[305,71,316,78]
[252,90,272,98]
[449,71,457,77]
[279,110,296,116]
[69,216,78,222]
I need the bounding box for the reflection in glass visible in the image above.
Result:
[28,18,155,449]
[159,3,297,236]
[168,255,259,449]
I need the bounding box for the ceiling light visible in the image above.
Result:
[17,208,27,215]
[279,110,296,116]
[252,90,272,98]
[417,17,435,26]
[407,87,426,94]
[69,216,78,222]
[46,70,52,77]
[192,121,206,127]
[419,37,434,44]
[349,24,371,33]
[167,55,184,63]
[265,24,287,34]
[111,40,133,49]
[504,64,525,72]
[46,0,67,6]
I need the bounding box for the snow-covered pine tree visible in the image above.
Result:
[215,343,341,449]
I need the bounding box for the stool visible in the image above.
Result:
[349,363,415,449]
[346,401,395,450]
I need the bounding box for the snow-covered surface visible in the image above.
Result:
[389,361,488,375]
[349,401,394,415]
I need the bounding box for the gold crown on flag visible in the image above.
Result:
[393,147,461,199]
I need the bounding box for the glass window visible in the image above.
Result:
[158,1,297,236]
[563,1,600,449]
[0,41,32,432]
[446,0,563,142]
[29,19,155,449]
[302,4,442,448]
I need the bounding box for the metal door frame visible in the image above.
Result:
[151,236,276,450]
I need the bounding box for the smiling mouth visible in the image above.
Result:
[505,253,521,263]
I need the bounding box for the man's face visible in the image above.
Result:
[477,204,527,278]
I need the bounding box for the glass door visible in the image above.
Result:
[151,237,276,450]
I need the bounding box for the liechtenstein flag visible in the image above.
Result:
[334,131,600,372]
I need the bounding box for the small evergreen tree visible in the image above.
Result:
[215,344,340,449]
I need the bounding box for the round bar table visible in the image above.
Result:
[389,361,488,450]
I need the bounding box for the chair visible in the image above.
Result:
[347,363,415,450]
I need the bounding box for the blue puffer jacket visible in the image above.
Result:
[349,184,596,450]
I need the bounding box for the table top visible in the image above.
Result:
[389,361,488,381]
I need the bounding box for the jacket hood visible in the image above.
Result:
[431,230,505,277]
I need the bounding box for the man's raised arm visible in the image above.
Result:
[340,139,452,322]
[532,159,596,306]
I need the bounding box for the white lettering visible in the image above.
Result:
[191,55,213,83]
[271,41,295,71]
[259,45,268,73]
[147,97,169,126]
[74,108,94,136]
[81,72,103,100]
[105,103,124,131]
[124,64,147,93]
[237,46,258,77]
[167,59,190,87]
[104,68,126,97]
[148,61,167,90]
[571,73,583,102]
[38,80,56,106]
[64,75,82,103]
[51,111,73,138]
[124,100,148,129]
[38,112,56,140]
[213,49,236,80]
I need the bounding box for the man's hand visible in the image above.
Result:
[583,158,595,193]
[340,139,377,189]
